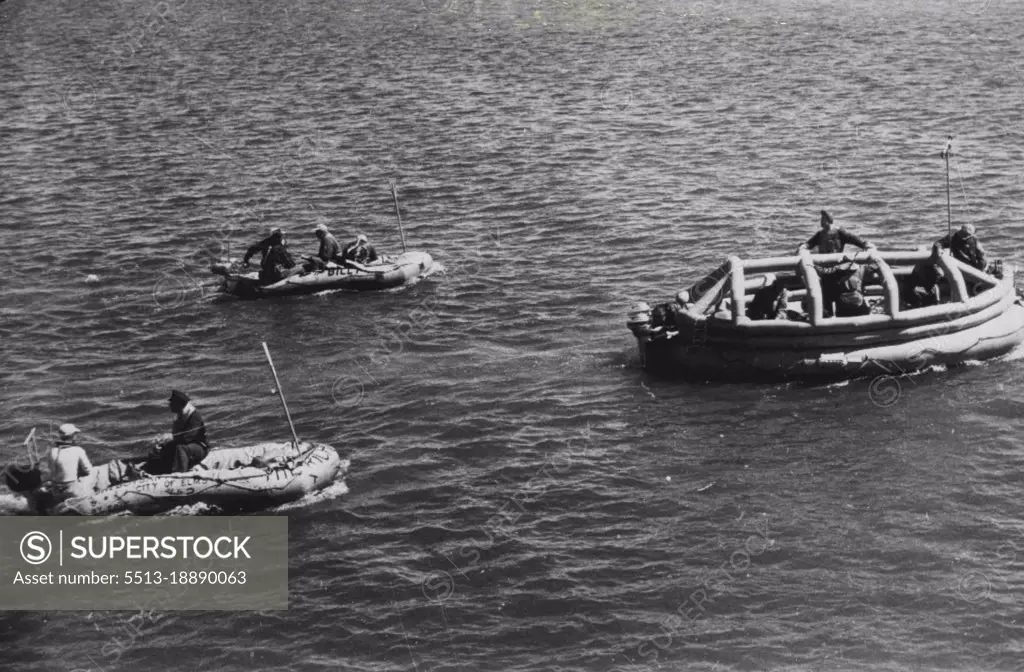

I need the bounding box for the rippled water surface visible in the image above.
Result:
[3,0,1024,670]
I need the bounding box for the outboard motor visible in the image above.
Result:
[626,301,653,337]
[210,259,234,277]
[4,463,42,493]
[989,260,1004,280]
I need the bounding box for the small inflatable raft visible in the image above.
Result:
[211,252,434,298]
[626,248,1024,381]
[9,442,348,516]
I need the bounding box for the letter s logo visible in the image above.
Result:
[20,531,52,565]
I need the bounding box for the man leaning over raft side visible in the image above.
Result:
[145,390,211,474]
[799,210,877,255]
[244,228,300,285]
[242,227,283,268]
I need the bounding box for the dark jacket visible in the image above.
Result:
[163,409,209,452]
[806,228,870,254]
[816,262,864,293]
[243,235,278,265]
[815,262,869,315]
[260,244,296,284]
[937,231,986,270]
[748,283,789,320]
[903,261,944,308]
[342,241,378,264]
[910,260,943,288]
[157,409,210,473]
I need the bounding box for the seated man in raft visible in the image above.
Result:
[936,223,986,271]
[144,390,211,475]
[48,423,95,503]
[341,234,379,266]
[302,224,344,272]
[814,256,875,317]
[747,278,790,321]
[901,243,945,309]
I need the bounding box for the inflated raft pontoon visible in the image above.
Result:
[211,252,433,298]
[14,442,348,516]
[626,248,1024,381]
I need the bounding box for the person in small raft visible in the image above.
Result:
[747,264,882,321]
[902,242,945,309]
[143,390,211,475]
[747,278,790,320]
[302,224,345,272]
[48,423,95,503]
[743,210,879,322]
[799,210,876,255]
[341,234,379,265]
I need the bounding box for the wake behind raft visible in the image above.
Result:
[626,248,1024,382]
[5,442,349,516]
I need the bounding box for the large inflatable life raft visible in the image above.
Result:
[626,248,1024,381]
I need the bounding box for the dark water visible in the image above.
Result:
[3,0,1024,669]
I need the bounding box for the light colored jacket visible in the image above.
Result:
[48,444,94,499]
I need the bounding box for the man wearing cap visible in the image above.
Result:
[147,391,210,474]
[799,210,876,255]
[48,424,95,501]
[341,234,379,265]
[936,223,986,271]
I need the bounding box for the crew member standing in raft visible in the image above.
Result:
[242,227,284,268]
[147,391,210,474]
[261,231,298,284]
[243,228,300,284]
[799,210,876,254]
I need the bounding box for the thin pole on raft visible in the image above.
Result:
[941,136,953,239]
[389,180,408,254]
[24,427,37,464]
[262,342,302,450]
